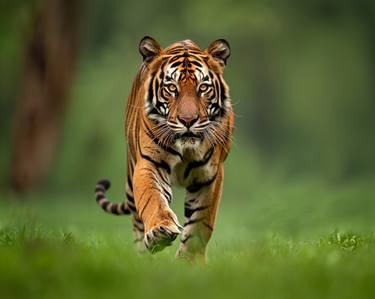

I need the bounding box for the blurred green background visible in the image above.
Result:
[1,0,375,235]
[1,1,375,298]
[2,0,375,188]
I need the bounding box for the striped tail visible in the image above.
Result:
[95,179,131,215]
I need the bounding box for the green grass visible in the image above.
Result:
[1,178,375,299]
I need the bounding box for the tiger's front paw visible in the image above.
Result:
[144,223,181,254]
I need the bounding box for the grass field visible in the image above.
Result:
[1,177,375,299]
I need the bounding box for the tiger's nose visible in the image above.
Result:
[178,114,198,128]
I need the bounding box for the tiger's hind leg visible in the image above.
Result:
[177,165,224,262]
[132,213,146,252]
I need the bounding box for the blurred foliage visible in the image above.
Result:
[1,0,375,193]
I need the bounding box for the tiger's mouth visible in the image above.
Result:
[174,132,203,144]
[180,132,200,138]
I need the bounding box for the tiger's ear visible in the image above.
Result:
[139,36,161,62]
[207,39,231,66]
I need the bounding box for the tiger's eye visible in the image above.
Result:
[199,84,209,92]
[167,84,177,93]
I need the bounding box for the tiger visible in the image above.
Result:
[94,36,234,262]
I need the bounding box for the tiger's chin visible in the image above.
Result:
[173,133,203,150]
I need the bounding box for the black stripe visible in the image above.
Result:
[153,167,172,203]
[155,99,167,114]
[181,235,191,244]
[214,79,220,103]
[144,125,183,160]
[161,186,172,203]
[127,175,133,191]
[170,60,182,68]
[219,78,228,116]
[95,186,105,192]
[97,179,111,190]
[101,201,110,210]
[128,203,137,213]
[159,64,166,80]
[96,193,105,201]
[133,221,144,232]
[133,212,142,221]
[186,197,198,205]
[121,203,131,214]
[169,55,182,63]
[186,172,218,193]
[203,222,213,231]
[207,92,215,102]
[147,76,154,105]
[167,49,183,54]
[147,169,172,203]
[184,217,204,227]
[148,107,160,116]
[184,147,214,179]
[187,53,203,60]
[154,77,159,98]
[126,192,135,203]
[184,205,209,218]
[139,195,152,218]
[111,204,120,215]
[156,167,170,187]
[140,151,171,174]
[190,60,203,67]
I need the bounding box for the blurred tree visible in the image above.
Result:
[10,0,81,192]
[246,36,279,154]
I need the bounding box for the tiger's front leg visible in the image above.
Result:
[177,165,224,262]
[133,159,181,253]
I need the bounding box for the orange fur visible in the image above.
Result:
[96,37,234,260]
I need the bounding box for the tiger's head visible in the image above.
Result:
[139,36,232,148]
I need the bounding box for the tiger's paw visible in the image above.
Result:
[144,223,181,254]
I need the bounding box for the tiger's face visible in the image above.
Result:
[140,37,231,148]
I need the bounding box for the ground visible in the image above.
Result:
[0,177,375,299]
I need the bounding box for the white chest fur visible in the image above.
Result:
[169,142,218,188]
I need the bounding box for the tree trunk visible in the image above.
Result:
[10,0,80,192]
